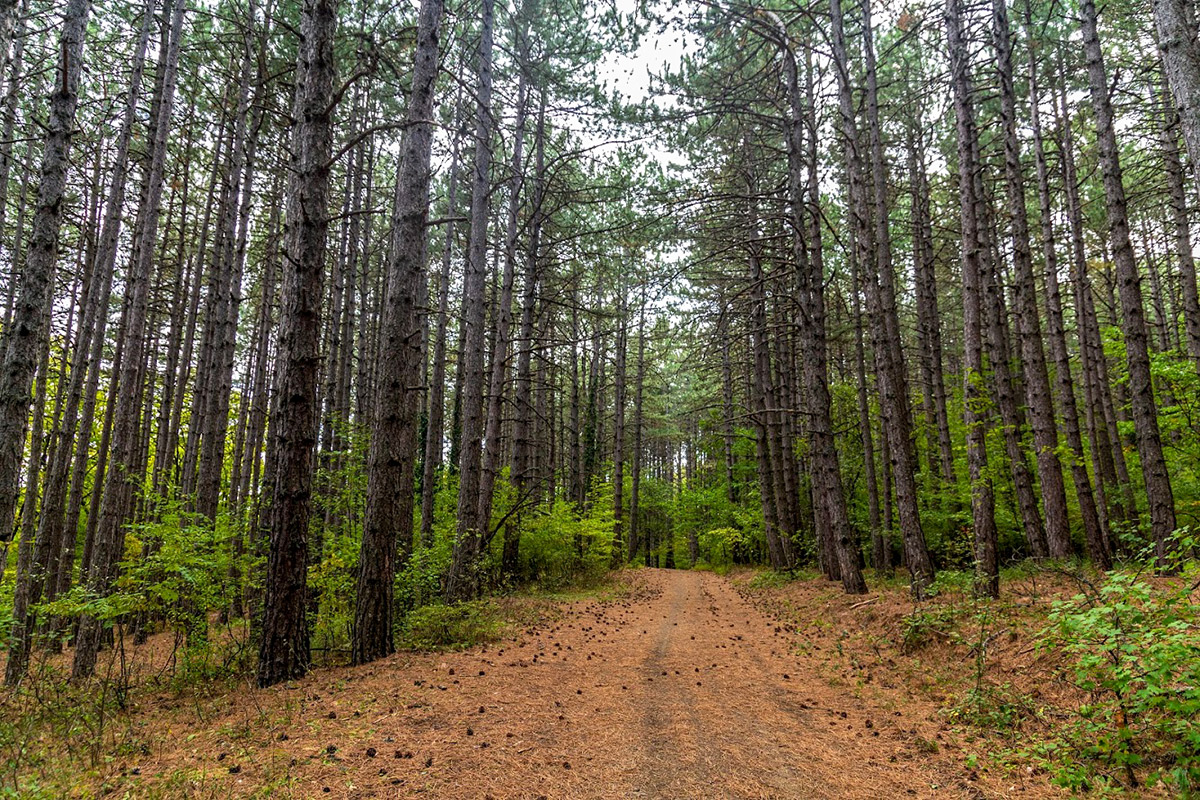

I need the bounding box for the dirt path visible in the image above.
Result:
[513,569,975,799]
[144,570,1032,798]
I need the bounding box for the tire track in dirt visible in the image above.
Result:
[541,569,976,799]
[628,569,718,797]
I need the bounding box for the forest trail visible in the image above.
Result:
[143,569,1037,798]
[553,568,957,800]
[495,568,984,800]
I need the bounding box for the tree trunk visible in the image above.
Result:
[196,16,266,523]
[980,206,1048,559]
[907,125,955,486]
[353,0,442,665]
[611,279,627,569]
[477,10,533,554]
[629,292,646,562]
[4,320,50,683]
[1055,73,1126,540]
[775,26,865,593]
[1157,73,1200,368]
[1080,0,1178,567]
[568,303,582,510]
[749,247,787,571]
[257,0,337,687]
[506,88,546,577]
[992,0,1071,558]
[0,0,28,301]
[445,0,495,601]
[1155,0,1200,193]
[1024,5,1110,567]
[16,0,157,666]
[419,89,462,548]
[947,0,999,598]
[0,0,90,560]
[71,0,181,680]
[850,231,885,574]
[832,0,932,594]
[0,1,17,96]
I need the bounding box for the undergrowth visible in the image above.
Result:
[1022,534,1200,795]
[399,601,504,650]
[740,538,1200,797]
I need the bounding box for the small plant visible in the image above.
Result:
[949,683,1027,734]
[900,604,963,653]
[1035,546,1200,794]
[399,602,503,650]
[697,527,743,568]
[914,735,940,754]
[926,569,975,598]
[746,570,793,590]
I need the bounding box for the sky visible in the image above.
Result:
[592,0,697,167]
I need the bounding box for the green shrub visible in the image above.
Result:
[1036,557,1200,794]
[399,602,502,650]
[900,604,962,653]
[926,569,975,598]
[518,490,614,590]
[697,527,741,567]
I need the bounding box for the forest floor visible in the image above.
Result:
[2,567,1089,799]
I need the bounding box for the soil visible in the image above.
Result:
[88,569,1062,799]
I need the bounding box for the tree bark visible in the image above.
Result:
[506,88,546,577]
[419,89,463,548]
[477,8,533,554]
[0,0,90,559]
[6,0,155,679]
[353,0,442,665]
[4,312,50,683]
[907,125,955,486]
[612,279,627,569]
[992,0,1071,558]
[947,0,999,597]
[1024,8,1110,568]
[0,0,27,295]
[771,21,865,592]
[72,0,182,681]
[1155,0,1200,191]
[196,14,266,523]
[629,291,646,562]
[1080,0,1178,567]
[831,0,932,594]
[749,243,788,570]
[446,0,496,601]
[258,0,337,687]
[1157,73,1200,368]
[979,204,1047,559]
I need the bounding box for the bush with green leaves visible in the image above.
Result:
[41,497,259,683]
[1036,541,1200,794]
[399,601,502,650]
[696,527,741,569]
[310,422,369,654]
[396,537,453,612]
[517,480,615,589]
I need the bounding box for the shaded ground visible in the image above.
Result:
[81,569,1059,798]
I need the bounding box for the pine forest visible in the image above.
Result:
[1,0,1199,795]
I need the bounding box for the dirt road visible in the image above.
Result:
[151,570,1025,798]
